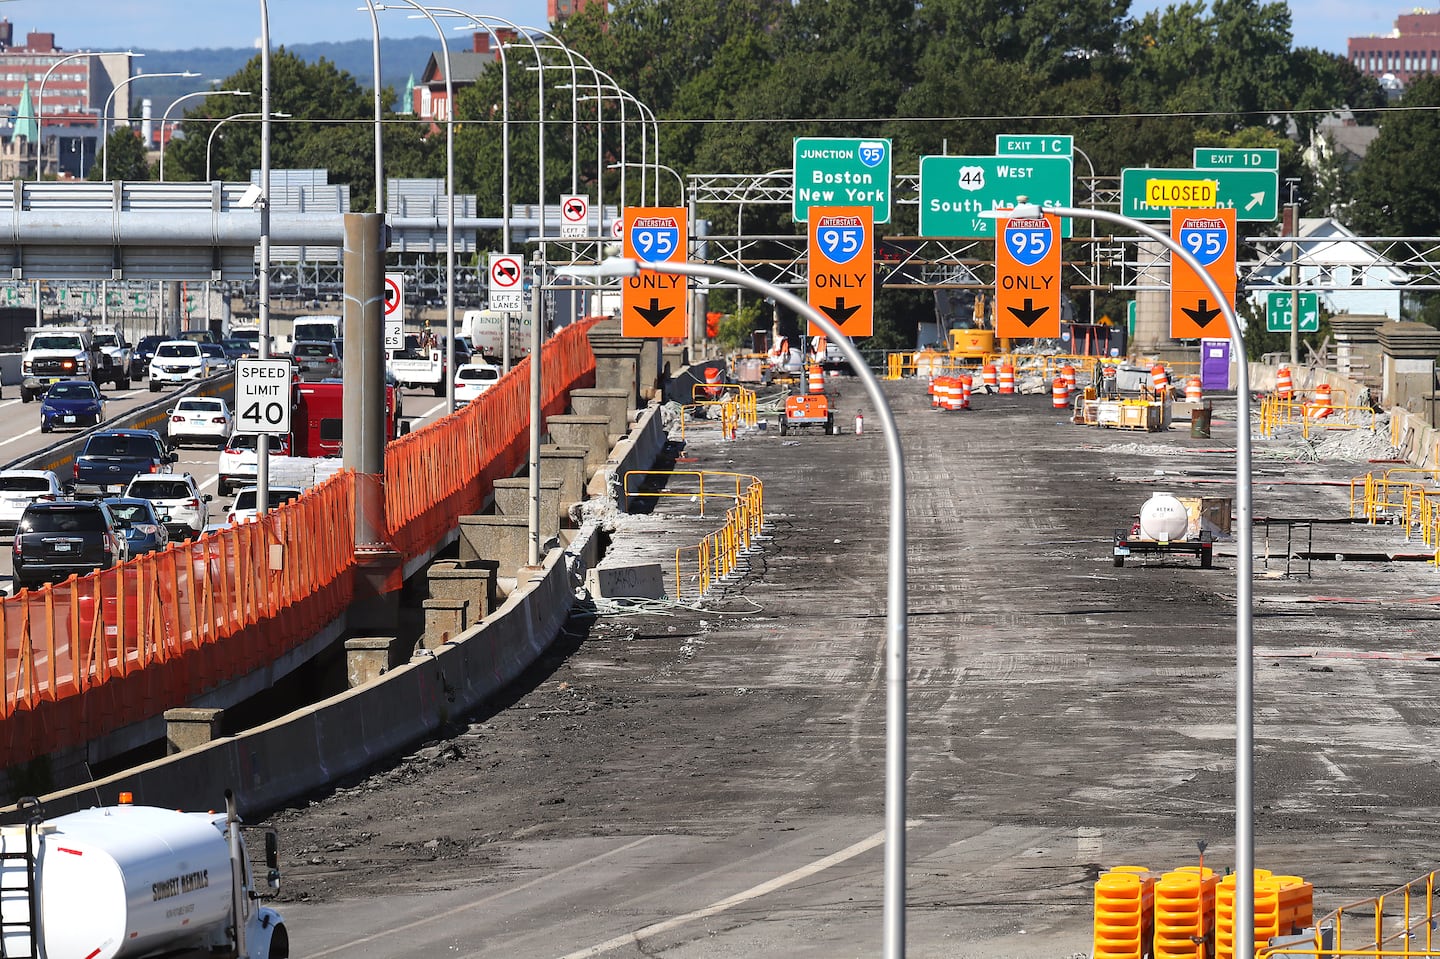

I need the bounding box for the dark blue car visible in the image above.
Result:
[39,380,106,433]
[102,497,170,557]
[71,428,176,496]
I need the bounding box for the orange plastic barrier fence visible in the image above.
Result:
[0,318,602,770]
[384,318,599,561]
[0,471,355,767]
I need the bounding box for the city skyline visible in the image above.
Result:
[27,1,1406,58]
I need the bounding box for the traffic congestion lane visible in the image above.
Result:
[272,381,1440,957]
[0,384,448,593]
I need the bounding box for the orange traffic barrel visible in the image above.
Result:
[1052,376,1071,409]
[703,366,723,399]
[1185,376,1203,404]
[982,364,998,392]
[1307,382,1333,419]
[1061,364,1077,391]
[960,374,972,410]
[1275,364,1294,399]
[1150,364,1169,396]
[807,365,825,394]
[998,364,1016,394]
[928,375,940,408]
[933,376,952,411]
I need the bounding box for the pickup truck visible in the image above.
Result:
[70,428,177,495]
[20,326,112,401]
[387,338,445,396]
[89,326,134,389]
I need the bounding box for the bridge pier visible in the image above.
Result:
[165,707,224,754]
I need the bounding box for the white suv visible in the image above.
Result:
[167,397,233,448]
[217,432,291,495]
[227,485,304,525]
[124,472,212,540]
[148,340,213,392]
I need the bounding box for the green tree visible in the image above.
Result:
[160,48,423,213]
[89,127,150,181]
[1347,75,1440,236]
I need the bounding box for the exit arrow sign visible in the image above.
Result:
[1120,167,1279,221]
[1266,291,1320,332]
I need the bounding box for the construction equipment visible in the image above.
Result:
[779,393,834,435]
[1113,492,1217,568]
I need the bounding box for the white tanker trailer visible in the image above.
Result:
[0,790,286,959]
[1113,492,1216,568]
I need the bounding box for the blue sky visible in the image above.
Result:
[35,1,1397,56]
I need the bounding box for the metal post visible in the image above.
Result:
[1041,203,1254,956]
[343,213,387,547]
[1285,194,1301,365]
[571,255,909,958]
[527,256,544,565]
[256,0,272,517]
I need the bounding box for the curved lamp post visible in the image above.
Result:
[35,50,140,181]
[988,199,1254,954]
[561,253,910,958]
[205,110,290,180]
[101,70,199,180]
[158,88,250,181]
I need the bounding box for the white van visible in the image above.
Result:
[291,315,341,346]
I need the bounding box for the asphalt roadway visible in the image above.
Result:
[269,378,1440,958]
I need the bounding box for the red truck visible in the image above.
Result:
[291,381,401,457]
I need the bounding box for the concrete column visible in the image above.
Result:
[427,560,496,617]
[544,414,613,472]
[540,445,590,508]
[342,212,388,547]
[165,707,223,754]
[1378,322,1440,422]
[568,387,633,436]
[421,598,469,649]
[345,636,404,687]
[458,514,531,573]
[1331,315,1387,390]
[1132,238,1176,358]
[495,476,564,538]
[592,347,642,407]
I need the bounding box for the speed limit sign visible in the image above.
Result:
[234,359,293,435]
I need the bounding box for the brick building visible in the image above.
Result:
[0,21,133,179]
[1348,9,1440,87]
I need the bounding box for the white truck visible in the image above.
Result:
[462,309,532,363]
[0,790,287,959]
[386,338,446,396]
[19,326,113,402]
[290,315,341,347]
[90,326,134,390]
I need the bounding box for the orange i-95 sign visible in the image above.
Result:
[1169,207,1236,340]
[994,212,1062,339]
[622,206,688,339]
[807,205,873,337]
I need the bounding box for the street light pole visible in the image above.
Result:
[562,253,910,959]
[379,1,457,412]
[995,200,1255,956]
[158,88,250,181]
[256,0,273,517]
[608,160,682,207]
[36,50,140,181]
[101,70,199,180]
[205,111,290,181]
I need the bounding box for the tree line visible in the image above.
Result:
[102,0,1440,345]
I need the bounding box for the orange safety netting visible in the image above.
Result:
[0,319,600,770]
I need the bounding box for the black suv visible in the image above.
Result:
[130,335,165,381]
[12,500,124,590]
[72,429,176,495]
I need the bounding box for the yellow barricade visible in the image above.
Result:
[1260,869,1440,958]
[622,470,765,599]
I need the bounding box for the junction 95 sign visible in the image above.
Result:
[234,359,293,435]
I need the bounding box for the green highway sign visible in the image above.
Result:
[1266,291,1320,332]
[1194,147,1280,171]
[793,137,892,223]
[996,134,1073,157]
[1120,167,1279,221]
[919,155,1073,238]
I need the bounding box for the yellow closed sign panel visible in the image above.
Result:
[1147,178,1218,208]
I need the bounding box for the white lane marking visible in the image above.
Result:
[417,399,448,422]
[0,425,44,447]
[552,827,895,959]
[306,836,656,959]
[1076,826,1103,862]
